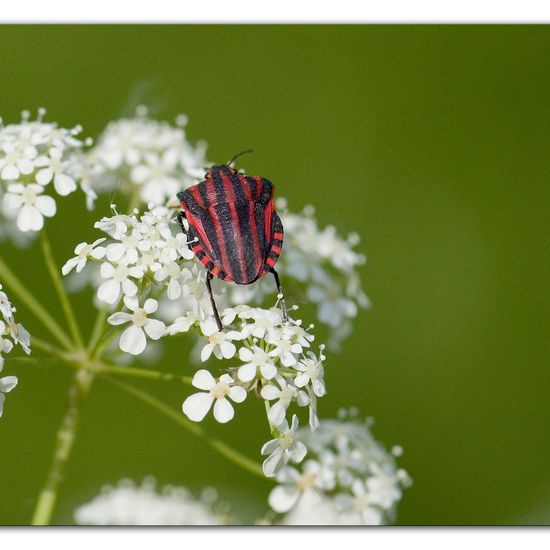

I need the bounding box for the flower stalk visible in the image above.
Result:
[31,368,95,525]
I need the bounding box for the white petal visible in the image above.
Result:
[100,262,114,278]
[97,280,120,304]
[288,441,307,463]
[261,438,280,456]
[167,278,181,299]
[61,257,80,276]
[2,164,19,180]
[143,298,158,314]
[268,486,300,513]
[0,393,4,417]
[0,375,18,393]
[35,195,57,218]
[228,385,247,403]
[263,448,285,478]
[268,402,286,426]
[260,385,280,401]
[200,343,213,362]
[220,341,236,359]
[213,398,234,423]
[35,167,53,185]
[18,205,43,231]
[237,364,256,383]
[107,312,131,326]
[261,363,277,380]
[121,278,137,297]
[119,325,146,355]
[54,173,77,196]
[192,369,215,390]
[143,318,165,340]
[239,347,253,361]
[182,392,213,422]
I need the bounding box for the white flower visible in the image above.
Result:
[261,415,307,477]
[261,376,298,426]
[0,141,36,181]
[108,296,166,355]
[182,370,246,424]
[268,460,335,514]
[0,362,18,418]
[198,318,241,362]
[130,150,180,205]
[35,147,77,195]
[267,331,303,367]
[236,345,277,382]
[335,479,383,525]
[366,463,403,510]
[62,238,106,275]
[294,350,326,398]
[154,261,191,300]
[97,261,143,305]
[167,311,199,335]
[306,283,358,328]
[74,478,225,525]
[4,183,56,232]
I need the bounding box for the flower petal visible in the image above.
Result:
[213,398,234,423]
[228,385,247,404]
[35,195,57,218]
[119,325,146,355]
[182,392,213,422]
[97,279,120,304]
[0,375,18,393]
[143,318,165,340]
[192,369,215,390]
[268,486,300,513]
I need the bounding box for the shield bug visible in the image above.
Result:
[177,153,287,332]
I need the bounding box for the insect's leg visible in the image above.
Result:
[177,210,187,234]
[206,271,223,332]
[269,267,289,324]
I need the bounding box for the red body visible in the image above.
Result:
[177,164,284,285]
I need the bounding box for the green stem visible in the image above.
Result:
[40,231,84,349]
[31,368,95,525]
[86,309,109,354]
[0,254,73,351]
[107,376,265,479]
[99,364,193,385]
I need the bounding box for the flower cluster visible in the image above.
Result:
[227,201,369,349]
[0,284,30,417]
[74,477,227,525]
[269,410,411,525]
[62,204,200,355]
[65,203,329,477]
[176,305,326,477]
[0,109,93,236]
[87,107,208,207]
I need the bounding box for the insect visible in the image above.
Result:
[177,153,287,332]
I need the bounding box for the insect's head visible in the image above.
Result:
[203,150,254,180]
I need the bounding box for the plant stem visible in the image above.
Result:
[86,309,109,354]
[31,368,95,525]
[40,231,84,349]
[107,376,266,479]
[0,254,73,351]
[99,364,193,385]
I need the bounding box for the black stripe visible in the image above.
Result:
[227,170,260,283]
[211,171,244,283]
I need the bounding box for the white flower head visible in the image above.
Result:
[108,296,166,355]
[62,238,106,275]
[261,415,307,477]
[4,183,56,232]
[182,370,246,424]
[74,478,226,525]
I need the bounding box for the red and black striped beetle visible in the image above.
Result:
[177,156,287,331]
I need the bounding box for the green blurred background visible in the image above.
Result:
[0,25,549,525]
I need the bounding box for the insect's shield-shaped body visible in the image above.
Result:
[177,164,287,330]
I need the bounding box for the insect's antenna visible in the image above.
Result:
[228,149,254,167]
